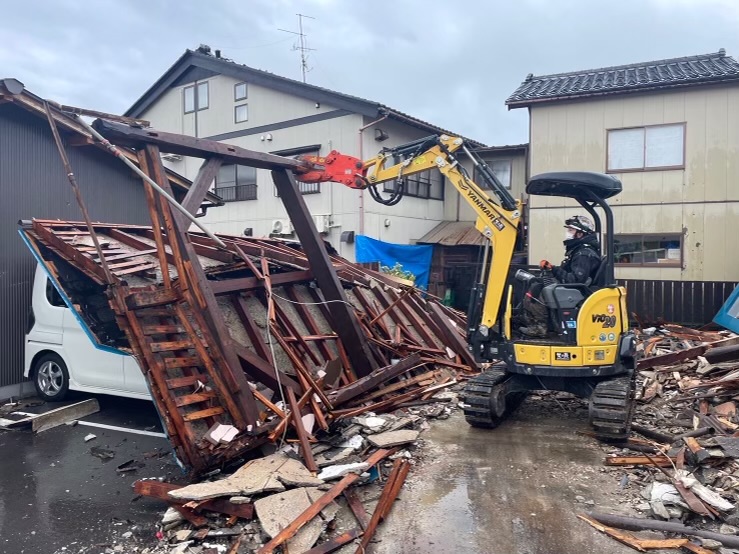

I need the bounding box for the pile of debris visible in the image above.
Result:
[131,401,456,554]
[582,324,739,552]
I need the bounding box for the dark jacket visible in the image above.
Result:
[552,234,601,285]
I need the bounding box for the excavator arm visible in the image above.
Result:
[295,134,522,338]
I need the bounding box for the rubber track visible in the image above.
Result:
[461,369,525,428]
[589,375,635,441]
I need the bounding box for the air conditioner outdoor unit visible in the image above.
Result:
[161,153,182,162]
[271,219,294,235]
[313,214,332,234]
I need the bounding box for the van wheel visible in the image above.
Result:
[33,353,70,402]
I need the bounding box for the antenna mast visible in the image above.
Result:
[278,13,316,83]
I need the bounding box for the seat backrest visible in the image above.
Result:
[587,255,607,288]
[541,284,586,310]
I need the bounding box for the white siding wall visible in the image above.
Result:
[528,85,739,282]
[140,73,476,260]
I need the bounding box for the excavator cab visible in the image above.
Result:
[464,171,637,440]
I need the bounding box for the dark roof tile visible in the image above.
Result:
[506,51,739,107]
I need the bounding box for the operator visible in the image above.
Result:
[519,215,601,337]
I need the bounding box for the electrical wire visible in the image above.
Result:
[269,291,357,308]
[264,301,290,447]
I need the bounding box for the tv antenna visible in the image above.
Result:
[278,14,316,83]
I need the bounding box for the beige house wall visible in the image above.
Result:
[527,85,739,282]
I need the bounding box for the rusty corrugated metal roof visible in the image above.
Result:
[417,221,486,246]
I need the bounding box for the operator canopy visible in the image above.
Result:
[526,172,622,200]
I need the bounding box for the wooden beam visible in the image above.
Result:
[93,119,309,171]
[210,270,313,296]
[257,448,397,554]
[287,388,318,473]
[271,168,377,377]
[176,158,222,222]
[329,353,422,407]
[231,341,301,394]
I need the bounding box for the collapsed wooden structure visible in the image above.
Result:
[20,119,476,475]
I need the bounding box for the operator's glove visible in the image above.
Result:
[539,260,553,271]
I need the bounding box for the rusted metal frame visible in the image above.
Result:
[427,302,477,369]
[108,228,177,266]
[385,288,440,348]
[43,102,115,285]
[109,287,204,469]
[257,448,398,554]
[175,157,223,223]
[32,223,109,284]
[286,388,318,472]
[272,168,377,378]
[355,459,411,553]
[144,145,260,427]
[283,286,336,362]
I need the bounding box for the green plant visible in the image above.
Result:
[380,262,416,282]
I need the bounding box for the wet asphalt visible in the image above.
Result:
[370,398,637,554]
[0,394,183,554]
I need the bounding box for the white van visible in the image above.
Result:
[24,264,150,401]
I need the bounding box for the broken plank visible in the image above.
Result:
[175,391,218,407]
[355,459,410,553]
[150,340,195,352]
[113,263,157,276]
[133,480,254,519]
[182,407,225,421]
[125,289,179,310]
[604,455,676,467]
[257,448,397,554]
[164,358,202,371]
[328,353,422,407]
[32,399,100,433]
[343,489,369,530]
[141,324,186,335]
[303,528,363,554]
[287,388,318,473]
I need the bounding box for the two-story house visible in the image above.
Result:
[507,50,739,323]
[124,46,528,268]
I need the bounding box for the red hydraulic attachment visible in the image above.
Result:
[296,152,368,189]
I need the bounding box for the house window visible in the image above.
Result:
[234,82,248,101]
[235,104,249,123]
[215,164,257,202]
[272,146,322,195]
[184,82,209,113]
[614,234,682,266]
[607,124,685,172]
[474,160,512,189]
[382,170,444,200]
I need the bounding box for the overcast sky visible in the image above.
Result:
[2,0,738,145]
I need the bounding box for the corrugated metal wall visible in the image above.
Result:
[0,105,151,388]
[619,279,738,326]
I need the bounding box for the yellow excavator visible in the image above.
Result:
[297,134,636,440]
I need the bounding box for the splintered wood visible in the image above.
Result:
[23,220,474,475]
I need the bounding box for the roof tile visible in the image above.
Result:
[507,51,739,107]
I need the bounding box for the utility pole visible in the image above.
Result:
[278,13,316,83]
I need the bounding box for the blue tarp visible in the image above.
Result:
[355,235,433,289]
[714,284,739,334]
